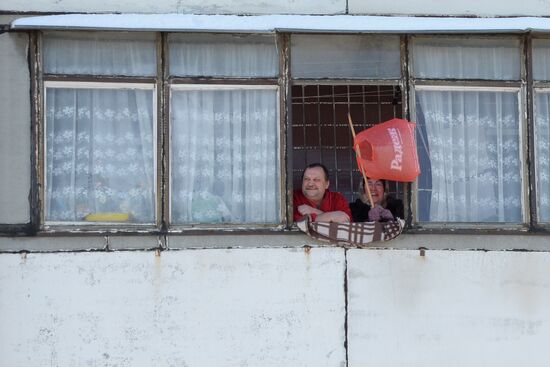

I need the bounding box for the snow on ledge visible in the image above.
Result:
[10,14,550,33]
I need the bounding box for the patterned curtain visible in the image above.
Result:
[416,89,522,222]
[45,88,155,223]
[170,88,280,224]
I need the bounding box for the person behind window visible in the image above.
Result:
[294,163,351,223]
[350,178,404,222]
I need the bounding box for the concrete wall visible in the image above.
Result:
[0,32,30,224]
[1,246,550,367]
[2,0,550,16]
[347,249,550,367]
[0,248,346,367]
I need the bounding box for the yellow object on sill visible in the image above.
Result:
[84,213,130,222]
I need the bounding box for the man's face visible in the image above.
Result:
[302,167,329,204]
[367,179,385,206]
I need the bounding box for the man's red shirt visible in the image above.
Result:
[293,189,352,222]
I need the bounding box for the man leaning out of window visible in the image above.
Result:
[293,163,351,223]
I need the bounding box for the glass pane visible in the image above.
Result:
[533,39,550,81]
[171,87,280,224]
[45,87,156,223]
[291,35,401,79]
[169,34,278,77]
[535,91,550,222]
[415,89,522,223]
[412,37,520,80]
[43,32,157,76]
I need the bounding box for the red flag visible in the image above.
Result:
[354,118,420,182]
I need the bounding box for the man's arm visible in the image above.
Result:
[306,192,352,223]
[329,192,352,222]
[297,204,323,216]
[297,204,350,222]
[294,192,352,223]
[296,204,323,222]
[315,211,350,223]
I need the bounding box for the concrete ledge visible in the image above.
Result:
[0,236,107,252]
[1,232,549,252]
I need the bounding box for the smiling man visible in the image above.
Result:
[293,163,351,223]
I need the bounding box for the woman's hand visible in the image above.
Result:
[368,205,394,222]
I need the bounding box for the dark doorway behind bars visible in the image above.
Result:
[292,84,403,203]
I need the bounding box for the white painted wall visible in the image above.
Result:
[0,248,346,367]
[2,247,550,367]
[3,0,550,16]
[347,250,550,367]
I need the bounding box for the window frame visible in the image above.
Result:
[163,32,287,232]
[33,30,289,233]
[533,88,550,225]
[42,80,159,228]
[531,35,550,227]
[288,33,409,226]
[36,31,163,232]
[166,83,284,231]
[408,34,531,231]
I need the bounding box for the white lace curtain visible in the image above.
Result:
[416,90,522,222]
[168,34,280,224]
[534,40,550,223]
[535,92,550,222]
[43,32,157,223]
[43,32,280,225]
[412,37,523,222]
[168,33,278,77]
[45,87,155,223]
[533,39,550,81]
[170,88,280,224]
[43,31,157,76]
[412,37,520,80]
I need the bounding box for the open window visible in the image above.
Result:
[290,34,405,208]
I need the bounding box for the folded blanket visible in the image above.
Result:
[296,216,405,247]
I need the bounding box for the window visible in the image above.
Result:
[290,34,404,202]
[43,32,158,225]
[412,37,524,224]
[41,31,281,228]
[167,34,281,225]
[533,38,550,224]
[34,30,550,232]
[169,85,280,224]
[291,34,401,79]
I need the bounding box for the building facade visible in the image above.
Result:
[1,1,550,366]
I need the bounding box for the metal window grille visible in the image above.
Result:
[292,84,403,202]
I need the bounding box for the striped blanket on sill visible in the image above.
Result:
[296,216,405,247]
